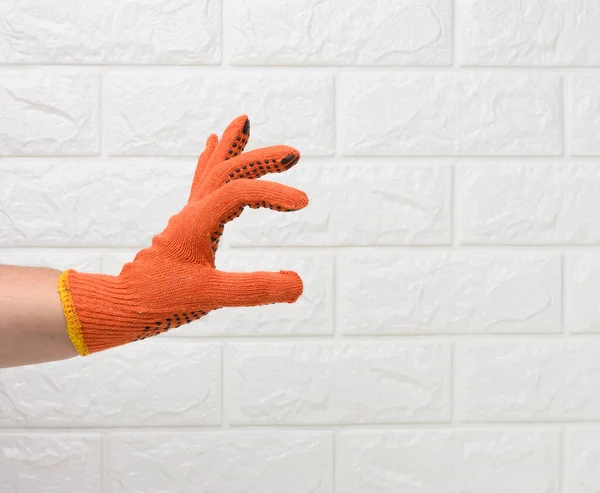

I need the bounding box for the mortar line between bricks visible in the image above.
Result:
[452,0,458,68]
[5,245,600,253]
[333,72,340,158]
[332,430,337,493]
[451,342,457,425]
[332,254,340,339]
[99,71,108,158]
[2,423,600,433]
[325,155,600,161]
[559,428,566,493]
[90,153,594,160]
[5,64,600,73]
[221,342,229,429]
[320,153,571,159]
[561,255,567,336]
[563,74,572,157]
[220,0,228,67]
[451,164,458,247]
[101,432,107,493]
[2,154,598,161]
[157,333,600,343]
[229,245,600,252]
[0,153,112,158]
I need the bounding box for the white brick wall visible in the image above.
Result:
[338,430,560,493]
[1,0,599,491]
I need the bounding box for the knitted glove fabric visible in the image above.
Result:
[58,115,307,356]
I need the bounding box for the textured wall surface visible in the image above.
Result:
[0,0,599,492]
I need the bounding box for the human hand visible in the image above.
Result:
[58,115,307,356]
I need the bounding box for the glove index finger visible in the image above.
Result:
[199,145,300,196]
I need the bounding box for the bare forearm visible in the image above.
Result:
[0,265,76,368]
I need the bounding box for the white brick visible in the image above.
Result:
[338,252,561,334]
[459,162,600,244]
[0,251,102,273]
[0,160,448,249]
[226,162,452,246]
[338,430,559,493]
[0,3,589,490]
[106,73,333,156]
[566,429,600,493]
[566,255,600,333]
[572,76,600,155]
[0,159,192,246]
[0,342,221,426]
[229,0,451,66]
[457,341,600,421]
[459,0,600,66]
[0,434,101,493]
[225,342,451,424]
[107,432,332,493]
[0,0,220,64]
[0,73,99,155]
[340,73,562,155]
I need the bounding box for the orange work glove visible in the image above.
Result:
[58,115,307,356]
